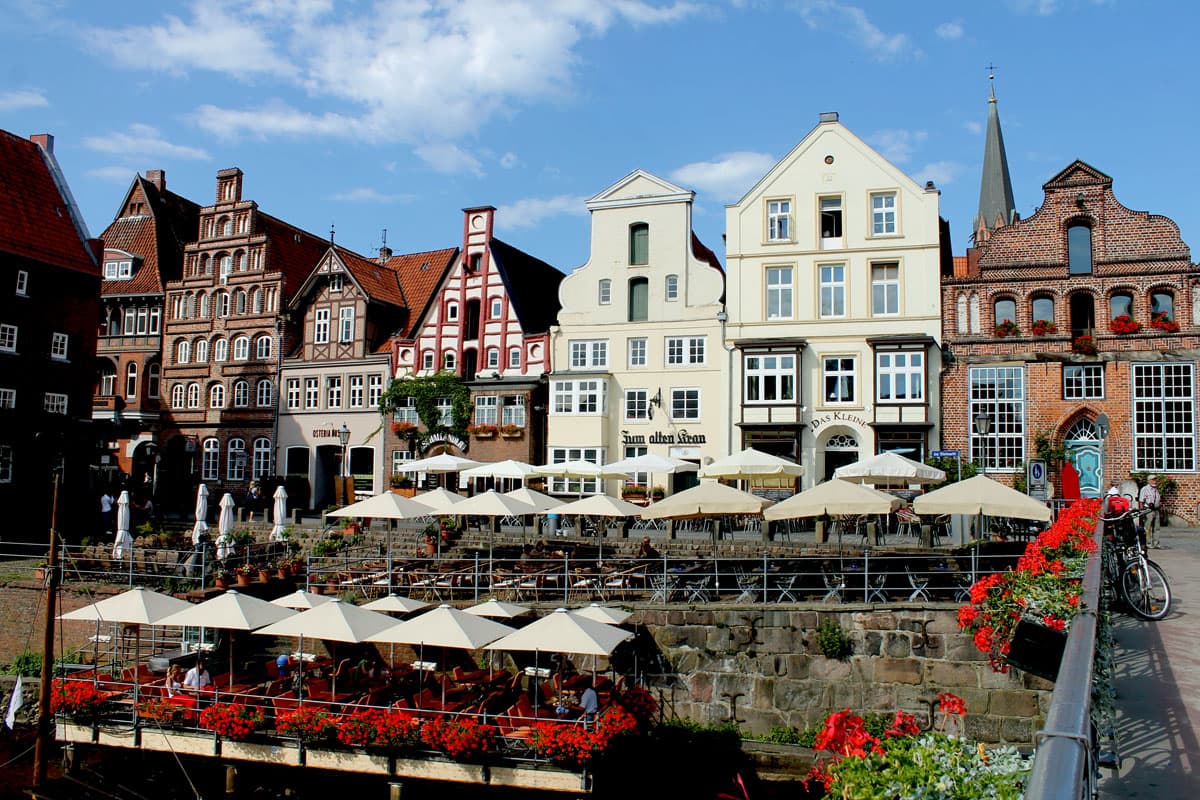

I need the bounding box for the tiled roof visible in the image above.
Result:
[257,213,334,301]
[0,130,96,274]
[488,238,564,334]
[690,231,724,274]
[337,247,406,308]
[100,175,200,296]
[952,255,969,277]
[386,247,458,337]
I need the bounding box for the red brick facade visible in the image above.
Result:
[943,161,1200,521]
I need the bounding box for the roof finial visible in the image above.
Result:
[330,223,335,245]
[986,63,997,102]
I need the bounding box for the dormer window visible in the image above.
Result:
[104,260,133,280]
[330,274,343,292]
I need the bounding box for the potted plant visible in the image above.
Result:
[213,568,234,589]
[1031,319,1058,336]
[389,475,416,497]
[1072,334,1098,355]
[391,420,418,437]
[467,423,498,438]
[199,703,264,741]
[419,716,497,761]
[1109,314,1142,334]
[1150,311,1180,332]
[994,319,1020,337]
[499,423,523,438]
[620,484,648,501]
[650,485,666,501]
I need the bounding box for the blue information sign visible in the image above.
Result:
[932,450,960,458]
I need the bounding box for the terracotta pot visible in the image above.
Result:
[310,584,324,595]
[235,573,253,587]
[275,569,289,580]
[258,570,272,583]
[214,578,229,590]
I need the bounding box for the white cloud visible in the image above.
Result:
[935,21,963,40]
[964,120,983,136]
[1009,0,1058,15]
[670,151,777,201]
[499,152,519,169]
[794,1,912,60]
[83,124,211,161]
[915,161,964,186]
[330,187,414,203]
[93,1,700,144]
[868,129,928,164]
[87,166,139,183]
[0,89,48,111]
[496,194,589,229]
[415,142,483,176]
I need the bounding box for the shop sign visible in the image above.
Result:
[421,432,468,452]
[809,412,869,431]
[621,429,707,446]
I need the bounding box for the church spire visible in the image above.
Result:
[973,68,1017,243]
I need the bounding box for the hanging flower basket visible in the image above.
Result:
[1109,315,1141,335]
[1004,617,1068,681]
[1072,335,1098,355]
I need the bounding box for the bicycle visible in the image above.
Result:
[1101,503,1172,621]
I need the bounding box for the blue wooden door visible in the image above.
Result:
[1068,443,1102,497]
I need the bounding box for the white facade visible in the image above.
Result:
[549,170,726,495]
[725,113,944,485]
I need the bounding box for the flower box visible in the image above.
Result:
[1109,315,1141,335]
[994,320,1020,338]
[499,425,523,438]
[1005,617,1067,682]
[1150,312,1180,332]
[1031,319,1058,336]
[391,422,418,437]
[1072,335,1098,355]
[468,424,498,438]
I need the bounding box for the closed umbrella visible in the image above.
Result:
[112,490,133,559]
[216,493,236,561]
[833,451,945,486]
[269,485,289,541]
[191,484,209,546]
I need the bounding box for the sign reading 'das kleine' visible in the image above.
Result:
[809,412,870,430]
[621,429,707,446]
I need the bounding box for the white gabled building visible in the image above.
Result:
[548,170,726,496]
[725,112,945,486]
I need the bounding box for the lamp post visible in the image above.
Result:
[973,412,991,471]
[338,423,351,506]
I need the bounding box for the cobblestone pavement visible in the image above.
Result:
[1100,525,1199,797]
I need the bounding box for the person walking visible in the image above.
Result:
[99,490,115,534]
[1138,476,1162,548]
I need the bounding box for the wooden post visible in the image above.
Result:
[32,473,60,788]
[388,781,405,800]
[225,763,238,799]
[815,520,828,544]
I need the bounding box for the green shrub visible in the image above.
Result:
[815,617,853,660]
[1,649,42,677]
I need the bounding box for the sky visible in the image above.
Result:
[2,0,1198,274]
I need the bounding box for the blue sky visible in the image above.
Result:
[3,0,1197,273]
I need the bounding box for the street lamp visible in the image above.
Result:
[338,423,351,505]
[973,412,991,471]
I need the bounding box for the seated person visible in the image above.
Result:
[578,678,599,726]
[637,536,661,560]
[275,654,291,679]
[183,657,213,695]
[531,540,548,559]
[164,664,196,708]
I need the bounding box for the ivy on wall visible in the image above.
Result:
[379,372,472,438]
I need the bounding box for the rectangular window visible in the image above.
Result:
[624,444,649,488]
[871,192,897,235]
[349,375,364,408]
[551,379,605,415]
[670,388,700,420]
[765,266,793,320]
[391,449,412,475]
[666,336,705,366]
[0,445,11,483]
[628,338,647,368]
[1063,364,1104,400]
[569,340,608,368]
[326,376,342,408]
[598,280,612,305]
[819,264,846,317]
[286,379,301,410]
[44,392,68,414]
[508,348,521,369]
[823,356,857,404]
[149,307,161,334]
[474,395,498,425]
[629,224,649,265]
[767,199,791,241]
[50,332,68,360]
[625,389,649,422]
[876,351,924,403]
[0,388,14,408]
[490,297,503,318]
[969,366,1026,470]
[123,308,136,335]
[548,447,604,495]
[136,307,149,335]
[745,354,796,403]
[329,274,343,292]
[339,307,354,342]
[871,263,899,316]
[0,324,16,353]
[15,271,28,296]
[392,397,418,425]
[368,375,383,408]
[304,378,319,409]
[819,196,843,247]
[314,308,330,344]
[435,397,454,426]
[1133,363,1195,471]
[502,395,526,427]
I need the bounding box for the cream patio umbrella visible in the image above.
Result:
[572,603,632,625]
[191,484,209,546]
[112,490,133,560]
[461,459,539,492]
[533,460,622,479]
[833,451,946,487]
[764,478,903,551]
[269,485,289,541]
[914,474,1051,545]
[215,493,236,561]
[271,590,332,610]
[156,589,296,689]
[503,487,561,513]
[601,453,698,499]
[698,448,805,480]
[326,491,431,593]
[450,490,538,563]
[362,594,430,615]
[639,481,773,519]
[550,494,647,560]
[399,453,483,473]
[410,487,467,515]
[465,598,532,619]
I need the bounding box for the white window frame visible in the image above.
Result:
[744,354,796,404]
[176,339,190,364]
[486,348,499,369]
[446,302,459,322]
[256,336,272,360]
[326,376,342,408]
[665,274,679,302]
[391,449,413,475]
[214,338,228,362]
[233,336,250,361]
[329,274,343,292]
[149,307,161,334]
[871,191,898,235]
[314,308,330,344]
[876,351,924,403]
[569,340,608,369]
[1133,363,1196,472]
[187,383,200,409]
[227,438,246,482]
[252,438,271,479]
[339,307,354,342]
[0,388,14,408]
[598,279,612,305]
[968,365,1026,471]
[256,379,273,407]
[392,397,418,426]
[624,388,649,422]
[819,264,846,318]
[422,351,434,371]
[442,351,456,372]
[547,447,605,495]
[871,263,899,317]
[666,336,705,366]
[50,332,68,361]
[100,368,116,397]
[195,339,209,363]
[15,271,28,296]
[0,324,15,353]
[670,387,700,421]
[349,375,364,408]
[767,199,792,241]
[489,297,503,318]
[508,347,521,370]
[501,395,526,427]
[304,378,319,409]
[201,439,220,481]
[435,396,454,426]
[44,392,68,415]
[474,395,498,425]
[766,267,793,320]
[125,362,137,399]
[551,379,606,415]
[171,384,185,409]
[233,380,249,408]
[822,355,857,405]
[368,375,383,408]
[1063,364,1104,400]
[209,383,225,409]
[286,379,301,410]
[628,338,647,368]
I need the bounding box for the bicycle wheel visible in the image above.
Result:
[1120,559,1172,620]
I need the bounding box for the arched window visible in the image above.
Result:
[209,383,225,408]
[256,335,272,359]
[956,293,968,333]
[146,362,160,399]
[993,298,1016,327]
[1070,292,1096,339]
[233,380,249,407]
[1151,290,1175,321]
[235,290,246,315]
[199,293,210,318]
[220,216,233,236]
[220,254,232,278]
[187,383,200,409]
[256,379,273,407]
[227,438,246,481]
[185,293,195,317]
[252,438,271,478]
[486,348,499,369]
[236,250,247,271]
[421,350,434,371]
[176,339,190,364]
[195,338,209,363]
[171,383,185,408]
[266,288,277,311]
[213,338,228,362]
[201,255,211,275]
[1032,296,1055,323]
[629,223,649,265]
[98,362,117,396]
[443,351,457,372]
[1110,292,1133,319]
[250,288,262,314]
[125,362,138,399]
[233,336,250,361]
[628,277,649,322]
[969,294,981,333]
[201,438,220,481]
[1068,223,1092,275]
[598,279,612,305]
[665,274,679,301]
[217,292,230,317]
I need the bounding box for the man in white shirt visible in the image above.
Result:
[1138,476,1162,548]
[183,657,212,696]
[99,491,114,533]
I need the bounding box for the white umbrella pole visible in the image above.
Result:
[298,633,304,706]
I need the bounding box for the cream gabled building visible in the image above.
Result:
[548,170,726,496]
[725,112,945,486]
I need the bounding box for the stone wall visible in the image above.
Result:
[636,604,1053,745]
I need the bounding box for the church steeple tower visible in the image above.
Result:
[973,69,1018,243]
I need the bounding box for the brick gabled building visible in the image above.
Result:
[94,170,200,492]
[387,207,563,479]
[0,131,102,540]
[943,100,1199,518]
[277,244,456,510]
[158,168,328,512]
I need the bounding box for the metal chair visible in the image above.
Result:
[867,571,889,603]
[905,565,931,601]
[821,569,845,603]
[774,573,800,603]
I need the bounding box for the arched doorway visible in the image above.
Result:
[1063,418,1102,497]
[821,430,860,482]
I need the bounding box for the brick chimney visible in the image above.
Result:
[378,245,393,264]
[29,133,54,153]
[146,170,166,191]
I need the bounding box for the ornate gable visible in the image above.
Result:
[1043,160,1113,191]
